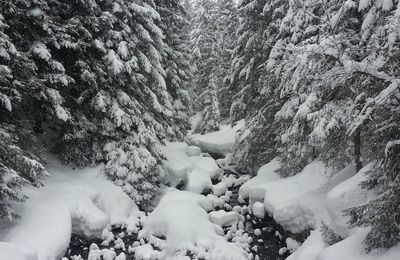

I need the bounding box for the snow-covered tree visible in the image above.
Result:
[0,0,192,210]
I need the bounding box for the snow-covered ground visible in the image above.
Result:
[186,120,244,156]
[0,163,143,260]
[240,158,400,260]
[2,125,400,260]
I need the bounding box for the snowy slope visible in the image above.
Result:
[0,163,143,260]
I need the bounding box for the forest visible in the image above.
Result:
[0,0,399,259]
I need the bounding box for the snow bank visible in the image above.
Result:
[140,190,247,259]
[187,120,245,156]
[239,157,281,202]
[241,159,350,233]
[0,163,142,260]
[0,242,37,260]
[288,228,400,260]
[286,163,396,260]
[160,142,222,194]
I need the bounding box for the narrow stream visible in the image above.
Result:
[63,152,293,260]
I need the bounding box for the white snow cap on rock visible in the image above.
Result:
[209,210,242,227]
[252,202,265,219]
[187,146,202,157]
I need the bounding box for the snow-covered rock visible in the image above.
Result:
[212,182,228,196]
[132,244,155,260]
[209,210,242,227]
[189,156,221,179]
[160,142,222,194]
[252,202,265,219]
[187,146,202,157]
[187,120,244,156]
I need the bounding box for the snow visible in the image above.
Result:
[0,242,37,260]
[286,163,397,260]
[325,164,365,238]
[187,146,202,157]
[0,163,142,260]
[132,244,155,260]
[288,228,400,260]
[208,210,242,227]
[160,142,222,194]
[212,182,228,196]
[252,202,265,219]
[239,157,281,203]
[187,120,245,155]
[139,190,247,259]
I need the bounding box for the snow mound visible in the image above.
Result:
[0,163,142,260]
[187,120,245,156]
[288,228,400,260]
[287,163,396,260]
[239,157,281,203]
[140,190,247,259]
[262,161,334,232]
[0,242,37,260]
[160,142,222,194]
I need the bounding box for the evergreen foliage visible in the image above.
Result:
[0,0,191,212]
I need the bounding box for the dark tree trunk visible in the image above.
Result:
[354,129,362,172]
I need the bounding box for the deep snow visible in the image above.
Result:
[2,123,400,260]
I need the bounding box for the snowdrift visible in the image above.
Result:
[0,163,143,260]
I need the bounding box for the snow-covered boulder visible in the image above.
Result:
[187,146,202,157]
[186,168,213,193]
[212,182,228,196]
[252,202,265,219]
[160,142,222,194]
[208,210,242,227]
[189,156,221,179]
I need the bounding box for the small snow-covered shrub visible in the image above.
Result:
[320,221,343,246]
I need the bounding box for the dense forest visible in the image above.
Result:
[1,0,399,259]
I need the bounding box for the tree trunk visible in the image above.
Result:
[354,130,362,172]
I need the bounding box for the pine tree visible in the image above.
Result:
[155,0,192,140]
[215,0,238,118]
[190,0,221,132]
[199,76,221,133]
[0,0,192,211]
